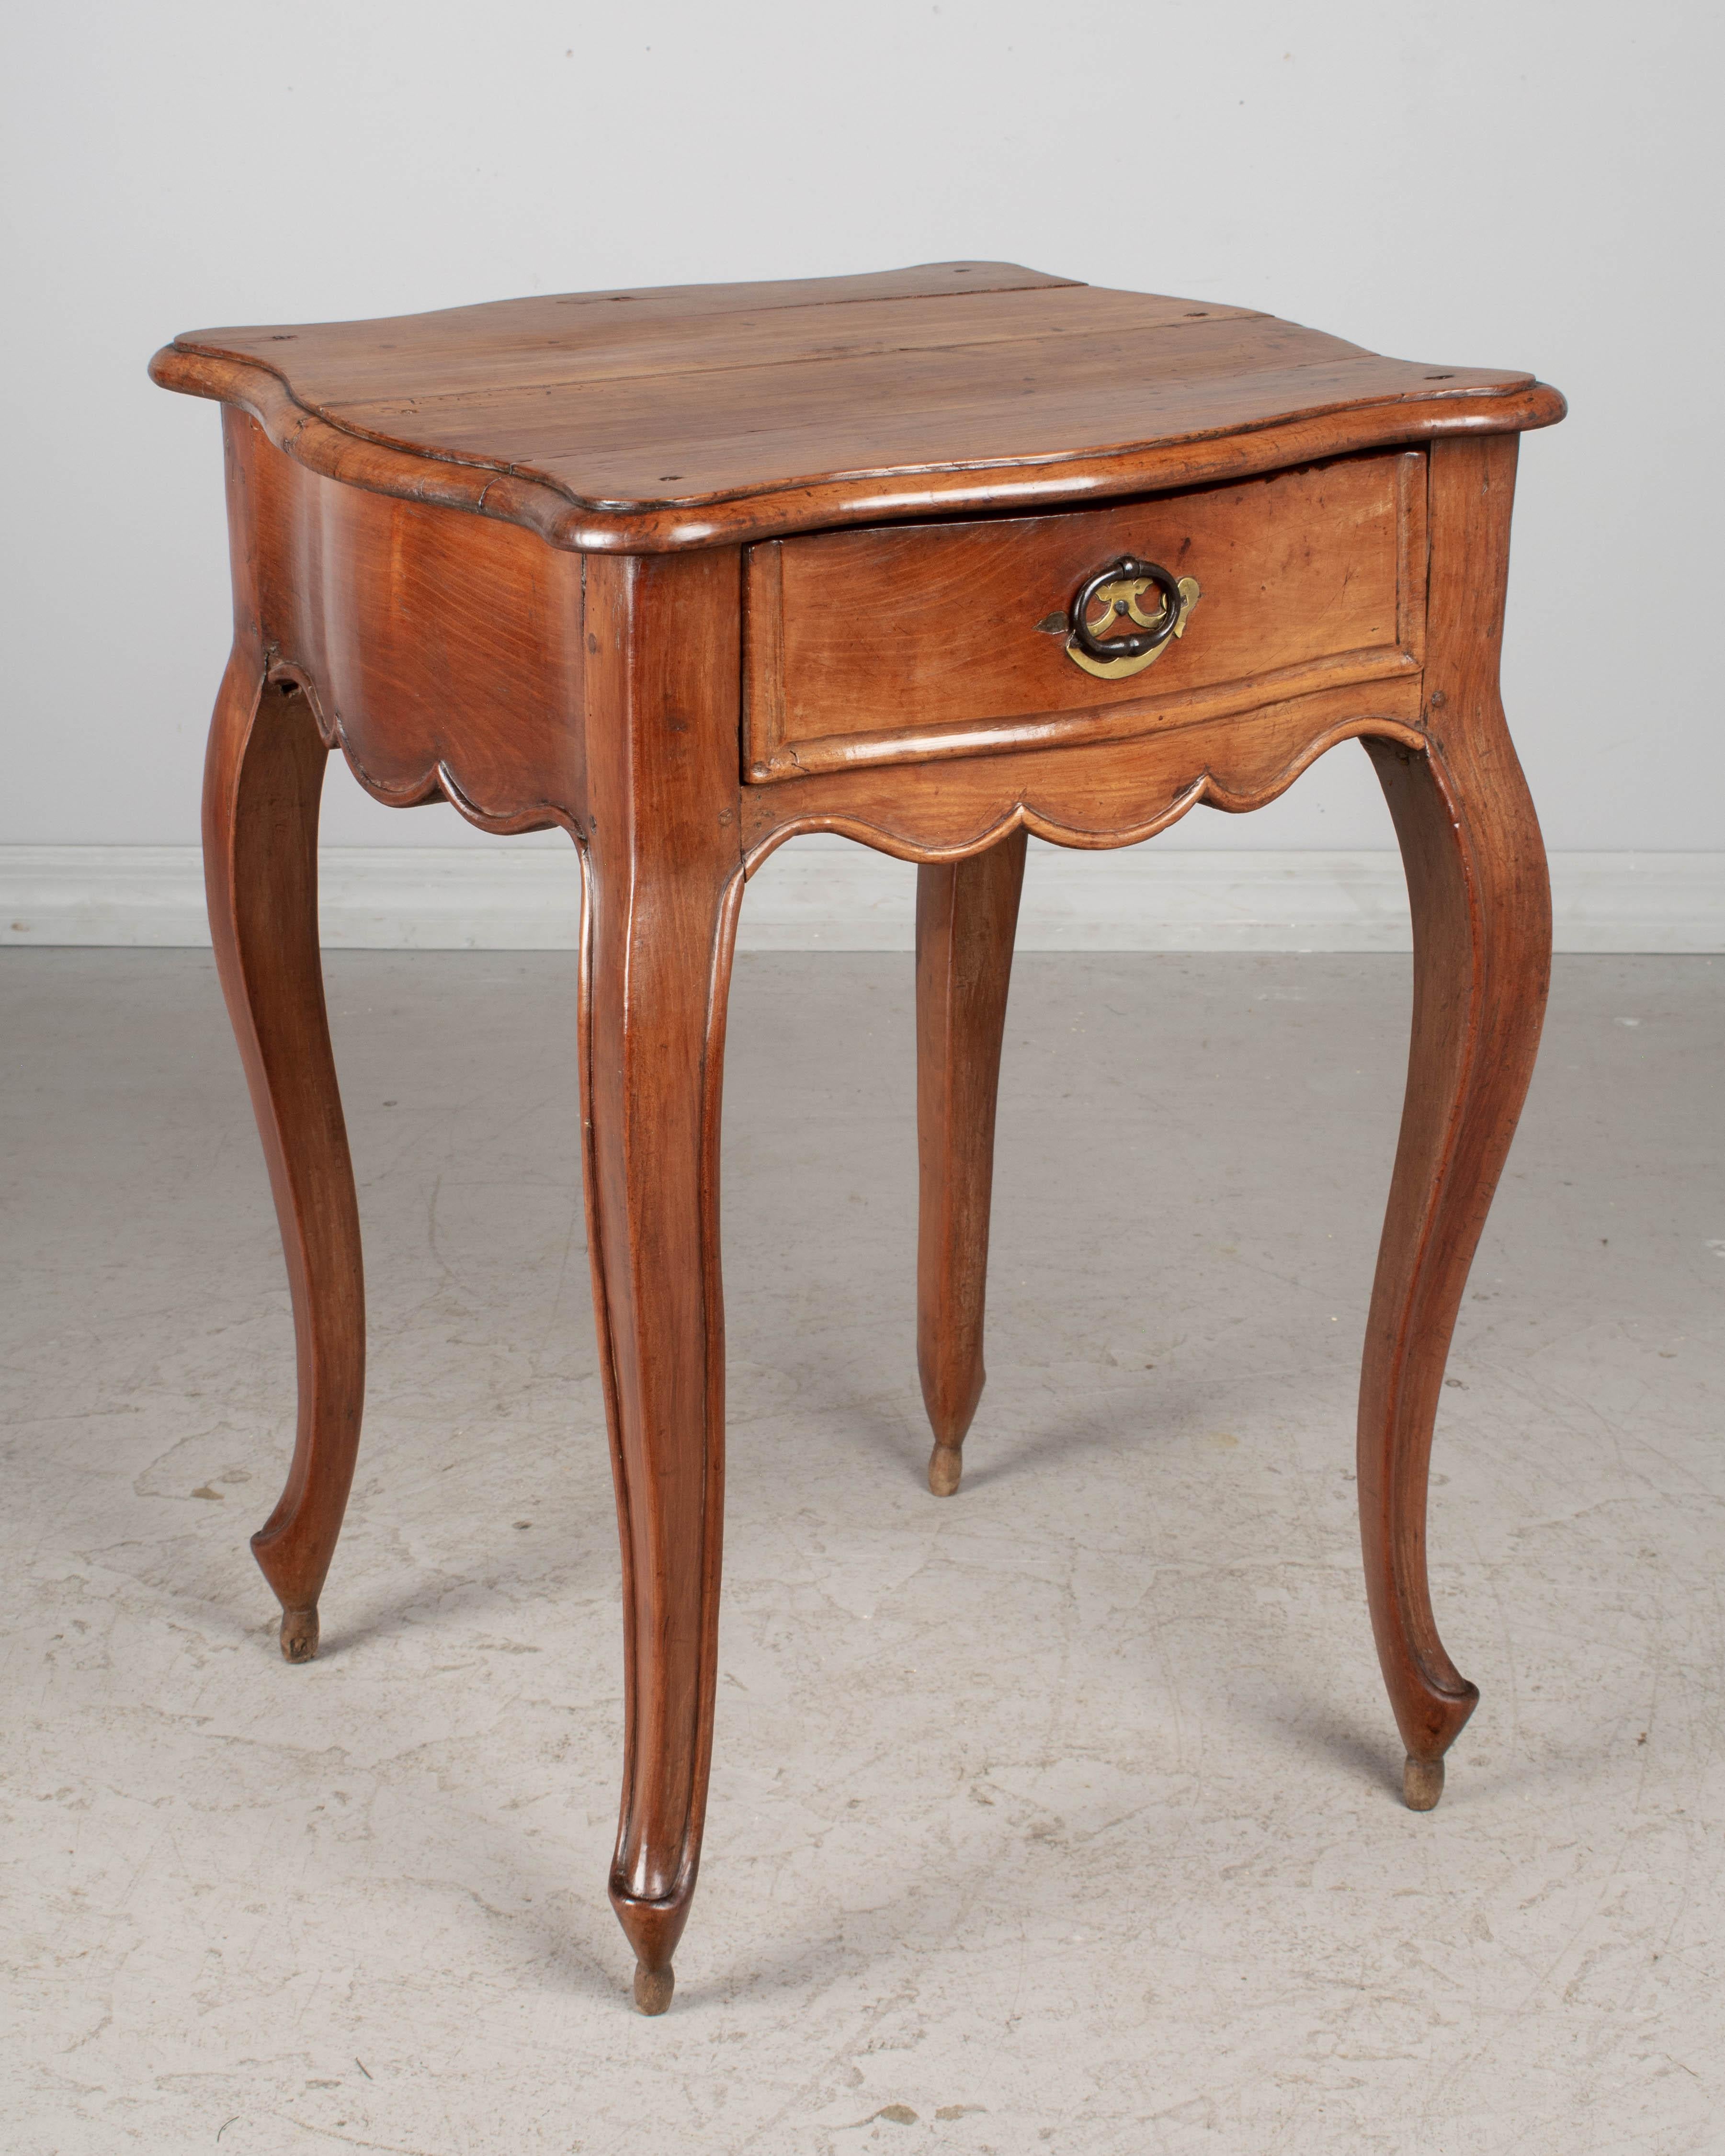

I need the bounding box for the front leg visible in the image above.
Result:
[1359,433,1552,1809]
[916,829,1027,1495]
[203,655,365,1663]
[579,552,745,2012]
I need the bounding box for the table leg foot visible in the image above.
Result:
[1404,1755,1445,1811]
[633,1963,675,2016]
[279,1606,320,1663]
[928,1441,964,1497]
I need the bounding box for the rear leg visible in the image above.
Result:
[915,830,1027,1496]
[204,658,365,1660]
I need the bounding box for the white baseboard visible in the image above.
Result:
[2,841,1721,953]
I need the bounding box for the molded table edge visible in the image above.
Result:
[148,345,1567,554]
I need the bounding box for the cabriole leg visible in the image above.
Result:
[579,551,745,2012]
[1358,432,1552,1809]
[203,656,365,1662]
[915,829,1027,1496]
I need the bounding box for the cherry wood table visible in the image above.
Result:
[152,262,1564,2013]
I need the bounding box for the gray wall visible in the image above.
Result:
[5,0,1718,855]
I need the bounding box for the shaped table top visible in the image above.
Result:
[151,261,1562,552]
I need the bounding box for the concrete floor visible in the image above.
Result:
[2,948,1721,2156]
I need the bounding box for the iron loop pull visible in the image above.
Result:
[1062,556,1201,681]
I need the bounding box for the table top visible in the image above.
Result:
[151,261,1563,552]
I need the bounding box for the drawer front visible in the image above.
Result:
[743,450,1425,782]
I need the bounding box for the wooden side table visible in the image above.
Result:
[152,262,1564,2013]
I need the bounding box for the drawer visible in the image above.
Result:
[743,449,1426,782]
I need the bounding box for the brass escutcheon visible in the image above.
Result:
[1059,556,1201,680]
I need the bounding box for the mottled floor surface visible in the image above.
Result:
[2,950,1721,2156]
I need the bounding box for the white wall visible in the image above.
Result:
[4,0,1719,856]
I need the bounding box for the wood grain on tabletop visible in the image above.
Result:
[151,261,1563,548]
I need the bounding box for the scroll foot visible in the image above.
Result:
[279,1606,320,1663]
[1403,1754,1445,1812]
[928,1442,964,1498]
[633,1963,675,2016]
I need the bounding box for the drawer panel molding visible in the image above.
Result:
[744,451,1426,782]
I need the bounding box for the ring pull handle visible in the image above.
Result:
[1062,556,1201,680]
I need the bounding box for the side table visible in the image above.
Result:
[151,262,1564,2012]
